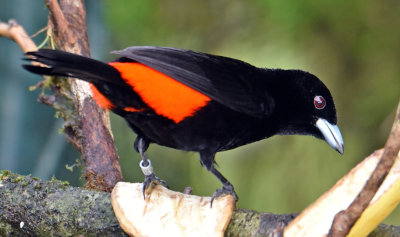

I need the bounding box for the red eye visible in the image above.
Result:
[314,95,326,109]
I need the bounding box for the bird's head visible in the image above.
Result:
[274,70,344,154]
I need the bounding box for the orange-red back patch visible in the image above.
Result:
[109,62,211,123]
[123,107,146,112]
[90,83,114,110]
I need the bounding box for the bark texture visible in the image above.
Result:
[0,171,126,236]
[1,171,399,237]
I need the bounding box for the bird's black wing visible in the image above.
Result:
[111,46,275,117]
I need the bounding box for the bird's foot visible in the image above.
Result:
[139,158,168,199]
[210,183,238,207]
[142,173,168,199]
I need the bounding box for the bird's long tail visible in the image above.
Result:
[23,49,122,85]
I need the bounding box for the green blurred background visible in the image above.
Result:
[1,0,399,224]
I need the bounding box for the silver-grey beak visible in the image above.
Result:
[315,118,344,154]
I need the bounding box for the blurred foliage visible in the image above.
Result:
[1,0,399,226]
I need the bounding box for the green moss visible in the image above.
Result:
[0,170,10,180]
[60,181,70,190]
[34,184,42,190]
[15,176,24,183]
[58,127,65,134]
[226,209,261,236]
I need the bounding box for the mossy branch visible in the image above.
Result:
[0,171,125,236]
[0,171,399,236]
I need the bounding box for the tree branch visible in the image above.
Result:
[0,171,125,236]
[42,0,123,192]
[0,171,398,236]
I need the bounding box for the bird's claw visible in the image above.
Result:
[142,174,168,199]
[210,184,238,207]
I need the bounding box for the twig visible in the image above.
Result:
[329,101,400,236]
[0,19,37,52]
[30,25,48,38]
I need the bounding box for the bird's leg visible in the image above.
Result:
[209,166,239,206]
[200,151,238,206]
[135,137,167,199]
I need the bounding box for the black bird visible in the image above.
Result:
[23,47,344,201]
